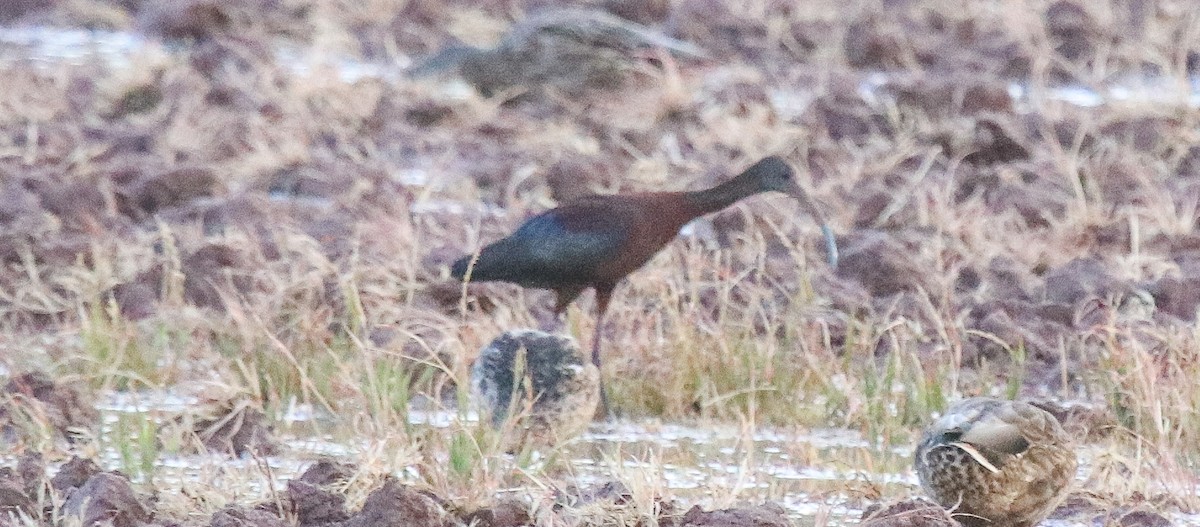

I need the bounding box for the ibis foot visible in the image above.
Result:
[593,383,614,421]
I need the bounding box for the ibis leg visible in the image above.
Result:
[592,286,614,419]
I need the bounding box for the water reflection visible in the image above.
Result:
[17,390,1187,526]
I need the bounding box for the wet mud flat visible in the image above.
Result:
[0,374,1194,526]
[0,452,834,527]
[0,420,1187,527]
[0,0,1199,525]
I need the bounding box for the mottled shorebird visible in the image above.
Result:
[915,397,1076,527]
[408,8,707,96]
[452,156,839,415]
[471,330,599,447]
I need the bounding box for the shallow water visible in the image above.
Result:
[86,390,1200,526]
[852,70,1200,110]
[0,25,154,69]
[91,389,908,522]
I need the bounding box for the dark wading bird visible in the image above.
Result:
[915,397,1077,527]
[451,156,839,415]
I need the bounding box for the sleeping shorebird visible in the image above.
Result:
[408,8,707,96]
[915,397,1076,527]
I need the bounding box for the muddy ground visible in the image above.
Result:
[0,0,1198,524]
[0,451,1177,527]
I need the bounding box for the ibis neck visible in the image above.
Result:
[683,177,761,216]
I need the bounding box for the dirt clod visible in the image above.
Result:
[62,472,150,527]
[342,478,452,527]
[179,401,280,457]
[270,480,349,527]
[297,459,357,487]
[1042,256,1120,304]
[545,156,616,203]
[211,505,290,527]
[1115,509,1173,527]
[1147,274,1200,322]
[460,499,531,527]
[0,474,35,520]
[554,480,632,508]
[834,231,928,297]
[15,451,44,495]
[117,166,222,220]
[678,502,791,527]
[112,242,265,316]
[964,120,1030,166]
[1050,496,1176,527]
[1027,399,1117,440]
[1045,0,1098,64]
[1,371,97,441]
[861,498,956,527]
[51,456,100,492]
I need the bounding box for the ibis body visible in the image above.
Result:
[452,156,838,414]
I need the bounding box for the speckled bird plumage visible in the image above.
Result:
[471,330,599,447]
[914,398,1076,527]
[408,8,707,96]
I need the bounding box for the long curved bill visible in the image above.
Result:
[820,224,839,268]
[788,186,839,268]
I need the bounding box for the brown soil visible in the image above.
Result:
[0,454,805,527]
[0,455,1185,527]
[673,502,792,527]
[1050,494,1176,527]
[861,498,956,527]
[0,371,97,443]
[177,400,281,457]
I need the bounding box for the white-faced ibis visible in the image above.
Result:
[408,8,707,96]
[472,330,600,447]
[452,156,838,415]
[915,397,1076,527]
